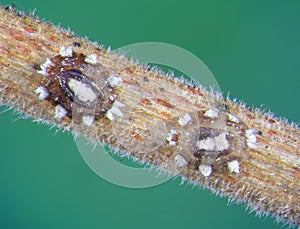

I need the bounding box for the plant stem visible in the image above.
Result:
[0,6,299,227]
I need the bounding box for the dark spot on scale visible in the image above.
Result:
[32,64,41,70]
[198,128,211,140]
[194,151,204,158]
[73,42,81,47]
[193,160,201,171]
[133,81,140,86]
[159,88,165,92]
[54,96,62,104]
[143,76,149,82]
[45,77,55,87]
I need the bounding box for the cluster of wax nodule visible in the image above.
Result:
[35,45,260,179]
[108,87,259,179]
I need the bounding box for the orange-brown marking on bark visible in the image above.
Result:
[140,98,152,106]
[155,98,174,109]
[160,111,173,120]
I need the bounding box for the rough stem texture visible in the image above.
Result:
[0,7,299,227]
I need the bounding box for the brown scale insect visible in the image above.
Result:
[37,51,119,122]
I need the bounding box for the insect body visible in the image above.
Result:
[35,48,120,125]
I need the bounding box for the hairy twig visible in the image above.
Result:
[0,6,299,227]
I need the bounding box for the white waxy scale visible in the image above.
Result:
[82,115,94,126]
[197,132,229,151]
[84,54,98,64]
[166,129,178,146]
[54,105,67,120]
[245,129,257,149]
[107,75,123,87]
[105,112,114,121]
[59,46,73,57]
[227,160,240,173]
[105,101,125,121]
[37,58,54,76]
[36,70,48,76]
[68,78,97,103]
[109,95,116,101]
[204,108,219,118]
[35,86,49,100]
[199,164,212,177]
[227,113,240,123]
[178,113,192,126]
[174,154,188,168]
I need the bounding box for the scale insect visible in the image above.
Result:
[35,47,121,125]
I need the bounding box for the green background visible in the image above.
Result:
[0,0,299,228]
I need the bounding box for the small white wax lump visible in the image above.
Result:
[82,115,94,126]
[35,86,49,100]
[197,133,229,151]
[105,101,125,121]
[43,58,54,68]
[59,46,73,57]
[105,111,114,121]
[227,160,240,174]
[54,105,67,119]
[199,164,212,177]
[245,129,257,149]
[178,113,192,126]
[204,108,219,118]
[37,58,54,76]
[174,154,188,168]
[227,113,240,123]
[107,75,123,87]
[84,54,98,64]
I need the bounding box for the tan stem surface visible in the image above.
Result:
[0,7,299,227]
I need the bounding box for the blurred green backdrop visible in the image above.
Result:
[0,0,299,228]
